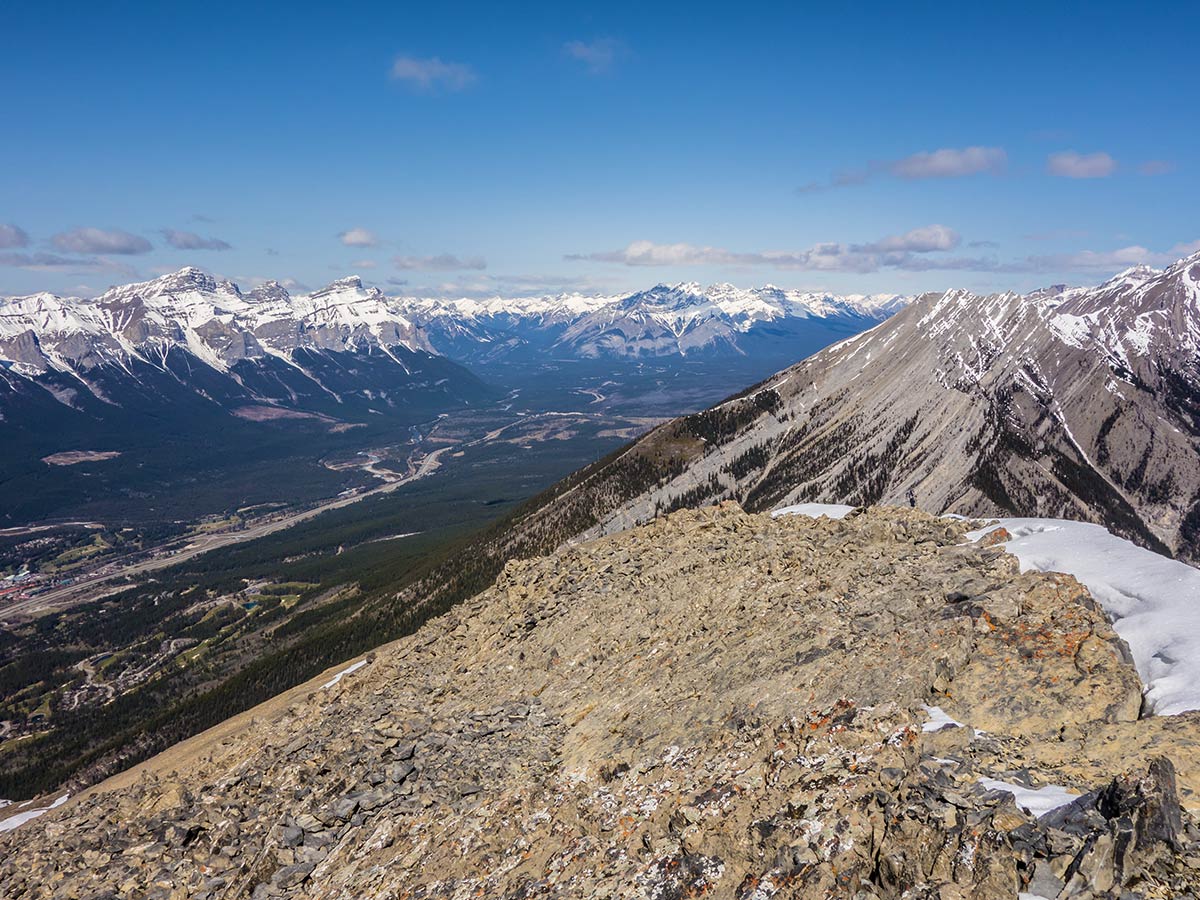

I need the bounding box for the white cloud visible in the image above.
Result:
[51,227,152,255]
[0,223,30,249]
[1047,151,1117,178]
[564,38,623,73]
[799,146,1006,192]
[858,225,960,253]
[1019,238,1200,273]
[400,272,615,298]
[339,228,378,248]
[572,240,732,267]
[390,55,476,91]
[0,251,136,276]
[162,228,231,250]
[570,226,972,274]
[1022,229,1090,242]
[351,259,378,269]
[393,253,486,271]
[889,146,1007,179]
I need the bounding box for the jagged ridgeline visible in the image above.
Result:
[571,251,1200,562]
[3,251,1198,805]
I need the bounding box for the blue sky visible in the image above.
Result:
[2,1,1198,298]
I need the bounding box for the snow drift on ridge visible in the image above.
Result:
[776,506,1200,717]
[967,518,1200,716]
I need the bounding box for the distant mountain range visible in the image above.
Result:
[0,268,902,524]
[0,268,905,426]
[401,281,904,363]
[524,250,1200,561]
[10,252,1200,556]
[0,268,488,424]
[0,267,903,379]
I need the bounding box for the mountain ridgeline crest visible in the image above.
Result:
[525,251,1200,560]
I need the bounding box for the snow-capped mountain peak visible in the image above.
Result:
[314,275,367,294]
[0,268,915,381]
[582,247,1200,563]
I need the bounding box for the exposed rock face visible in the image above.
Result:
[0,272,902,375]
[580,251,1200,562]
[2,505,1198,898]
[0,268,495,441]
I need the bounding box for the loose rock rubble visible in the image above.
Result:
[2,504,1199,898]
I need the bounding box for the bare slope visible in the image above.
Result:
[3,505,1198,898]
[585,252,1200,561]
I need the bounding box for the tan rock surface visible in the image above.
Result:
[1,505,1197,899]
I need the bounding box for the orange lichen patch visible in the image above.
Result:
[976,526,1011,548]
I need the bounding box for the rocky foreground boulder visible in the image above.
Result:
[3,504,1200,898]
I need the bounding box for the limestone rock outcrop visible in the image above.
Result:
[2,505,1198,898]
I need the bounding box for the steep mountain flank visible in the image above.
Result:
[3,505,1199,898]
[0,270,901,387]
[574,252,1200,561]
[0,268,490,423]
[0,270,898,524]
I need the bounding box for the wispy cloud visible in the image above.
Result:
[338,228,378,248]
[799,146,1007,192]
[1028,239,1200,272]
[51,227,152,255]
[162,228,231,251]
[569,240,716,267]
[564,38,624,73]
[393,253,486,271]
[351,259,378,269]
[390,55,476,91]
[398,272,615,298]
[0,223,30,249]
[0,251,136,276]
[1046,151,1116,178]
[1022,229,1090,242]
[856,224,960,253]
[568,229,1200,277]
[890,147,1007,179]
[1138,159,1176,176]
[569,226,971,274]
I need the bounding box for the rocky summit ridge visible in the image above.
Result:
[3,505,1200,898]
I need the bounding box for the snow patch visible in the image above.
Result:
[966,518,1200,715]
[321,659,368,690]
[0,793,69,832]
[921,705,964,732]
[978,778,1079,818]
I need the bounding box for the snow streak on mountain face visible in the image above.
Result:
[0,268,432,378]
[0,268,494,471]
[580,250,1200,563]
[0,269,904,381]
